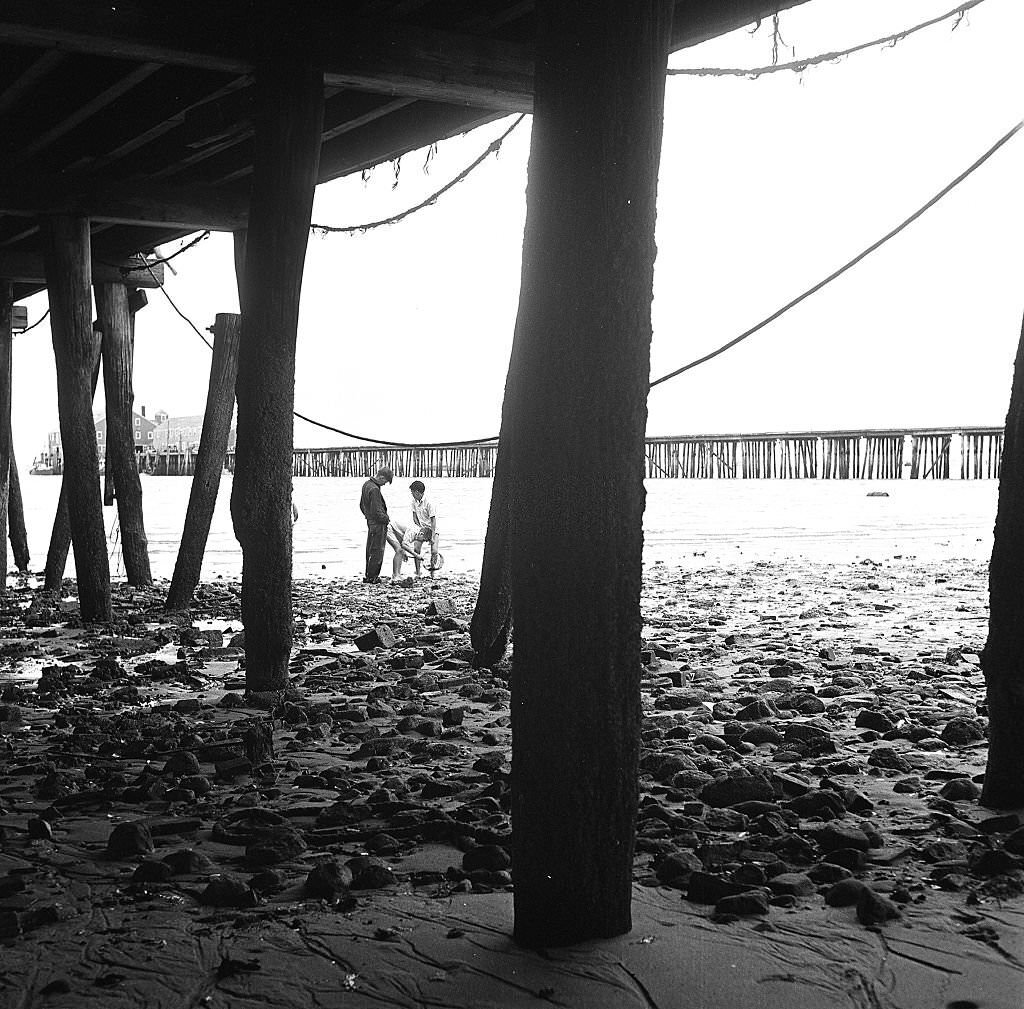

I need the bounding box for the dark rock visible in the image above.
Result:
[979,814,1022,836]
[866,747,914,773]
[938,778,981,801]
[246,826,307,866]
[855,709,896,734]
[701,774,774,809]
[969,849,1021,877]
[686,871,756,904]
[162,848,215,875]
[163,751,201,776]
[462,845,511,873]
[213,808,288,845]
[133,859,174,883]
[824,878,868,907]
[715,891,769,916]
[654,850,703,884]
[856,886,900,926]
[347,855,399,889]
[807,862,852,884]
[783,723,831,745]
[692,733,729,752]
[305,858,353,899]
[1004,826,1024,855]
[703,808,749,832]
[250,869,287,894]
[940,718,985,746]
[784,789,846,820]
[355,625,397,651]
[107,821,155,858]
[735,699,777,721]
[822,847,867,871]
[741,725,784,746]
[921,839,969,863]
[27,817,53,841]
[817,823,871,853]
[201,874,257,908]
[767,872,816,897]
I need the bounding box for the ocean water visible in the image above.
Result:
[18,475,999,583]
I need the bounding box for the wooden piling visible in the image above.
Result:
[95,281,151,585]
[230,62,323,694]
[8,435,28,573]
[42,216,110,621]
[0,284,11,585]
[167,313,241,611]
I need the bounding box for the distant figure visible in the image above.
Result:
[359,467,393,583]
[410,479,440,576]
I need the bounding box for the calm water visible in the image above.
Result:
[18,475,998,583]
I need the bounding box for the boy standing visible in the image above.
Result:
[409,480,440,575]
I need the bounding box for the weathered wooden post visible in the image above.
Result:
[41,216,110,621]
[982,310,1024,808]
[166,312,241,611]
[8,439,29,573]
[486,0,672,947]
[95,281,152,585]
[44,343,101,591]
[230,64,322,694]
[0,284,12,583]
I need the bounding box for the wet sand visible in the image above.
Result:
[1,559,1021,1009]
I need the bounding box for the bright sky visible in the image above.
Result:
[12,0,1024,468]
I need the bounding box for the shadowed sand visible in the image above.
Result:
[0,558,1020,1009]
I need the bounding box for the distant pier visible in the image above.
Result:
[228,425,1005,480]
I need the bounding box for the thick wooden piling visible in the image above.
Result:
[42,216,110,621]
[982,309,1024,808]
[0,284,11,584]
[167,313,241,611]
[8,438,28,573]
[497,0,673,948]
[95,282,151,586]
[231,62,323,694]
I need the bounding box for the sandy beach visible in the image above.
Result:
[0,557,1020,1009]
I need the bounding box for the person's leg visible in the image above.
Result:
[388,521,406,578]
[367,523,386,582]
[429,530,440,570]
[364,527,375,581]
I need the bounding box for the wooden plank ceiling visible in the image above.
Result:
[0,0,808,299]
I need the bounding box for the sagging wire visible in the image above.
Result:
[162,118,1024,446]
[17,308,49,335]
[116,231,212,275]
[310,115,525,236]
[667,0,986,79]
[648,117,1024,389]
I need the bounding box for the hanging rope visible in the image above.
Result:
[152,117,1023,448]
[648,117,1023,389]
[668,0,986,79]
[17,307,49,335]
[117,231,212,274]
[310,115,525,235]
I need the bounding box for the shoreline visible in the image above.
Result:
[1,557,1019,1009]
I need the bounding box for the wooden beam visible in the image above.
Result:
[9,63,163,168]
[0,175,247,230]
[0,49,65,118]
[0,0,810,104]
[0,250,165,286]
[670,0,811,51]
[0,3,535,111]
